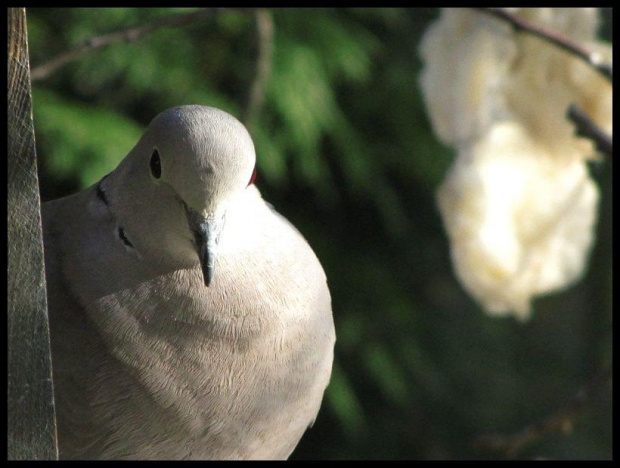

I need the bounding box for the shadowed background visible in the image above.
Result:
[28,8,612,460]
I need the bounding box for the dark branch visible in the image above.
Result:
[475,8,612,82]
[243,8,274,129]
[30,8,219,81]
[567,104,613,157]
[474,368,612,458]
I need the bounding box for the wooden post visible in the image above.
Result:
[8,7,59,460]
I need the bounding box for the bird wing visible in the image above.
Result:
[43,192,115,459]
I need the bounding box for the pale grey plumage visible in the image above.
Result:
[42,105,335,460]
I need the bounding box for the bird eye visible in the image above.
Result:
[248,167,257,186]
[150,149,162,179]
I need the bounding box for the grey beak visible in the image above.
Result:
[187,210,225,287]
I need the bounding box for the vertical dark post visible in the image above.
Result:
[8,7,59,460]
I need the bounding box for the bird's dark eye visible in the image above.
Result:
[248,167,257,186]
[150,149,161,179]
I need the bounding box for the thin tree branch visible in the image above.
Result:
[30,8,219,81]
[475,8,612,82]
[567,104,613,157]
[474,368,612,458]
[243,8,274,129]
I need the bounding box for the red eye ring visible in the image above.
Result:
[248,167,257,186]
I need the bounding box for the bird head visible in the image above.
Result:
[106,106,257,286]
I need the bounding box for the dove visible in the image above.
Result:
[42,105,335,460]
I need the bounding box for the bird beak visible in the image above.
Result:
[186,209,225,287]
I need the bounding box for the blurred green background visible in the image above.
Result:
[28,8,612,460]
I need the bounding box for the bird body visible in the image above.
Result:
[43,106,335,460]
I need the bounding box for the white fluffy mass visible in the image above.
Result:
[419,8,612,319]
